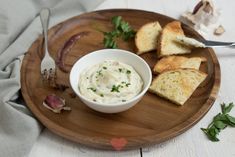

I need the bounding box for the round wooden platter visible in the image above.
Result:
[21,9,220,150]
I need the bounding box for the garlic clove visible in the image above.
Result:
[214,25,225,35]
[43,94,71,113]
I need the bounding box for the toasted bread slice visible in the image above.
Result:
[149,69,207,105]
[153,56,207,74]
[157,21,191,58]
[135,21,162,55]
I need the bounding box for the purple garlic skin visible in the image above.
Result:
[56,32,89,73]
[193,0,213,15]
[45,94,64,109]
[192,1,204,14]
[43,94,71,113]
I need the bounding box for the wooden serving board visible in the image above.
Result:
[21,9,220,150]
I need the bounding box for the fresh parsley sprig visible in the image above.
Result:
[111,16,136,41]
[201,102,235,141]
[103,16,136,48]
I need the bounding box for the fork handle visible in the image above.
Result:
[40,8,50,56]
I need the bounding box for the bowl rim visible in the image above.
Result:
[69,48,152,107]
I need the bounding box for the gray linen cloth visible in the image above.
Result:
[0,0,104,156]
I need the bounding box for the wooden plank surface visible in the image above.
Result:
[29,0,235,156]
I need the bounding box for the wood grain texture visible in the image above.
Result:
[21,9,220,150]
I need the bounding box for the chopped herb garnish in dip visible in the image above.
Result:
[78,60,143,104]
[126,70,131,74]
[87,87,96,92]
[97,70,103,76]
[111,85,121,92]
[121,81,131,87]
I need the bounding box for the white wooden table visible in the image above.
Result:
[29,0,235,156]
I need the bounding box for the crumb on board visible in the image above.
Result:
[214,25,225,36]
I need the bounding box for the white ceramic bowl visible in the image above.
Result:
[70,49,152,113]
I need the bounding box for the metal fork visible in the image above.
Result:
[40,8,56,82]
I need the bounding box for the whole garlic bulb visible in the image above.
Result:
[181,0,221,35]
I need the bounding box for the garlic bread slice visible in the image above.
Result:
[153,56,206,74]
[157,21,191,58]
[135,21,162,55]
[149,69,207,105]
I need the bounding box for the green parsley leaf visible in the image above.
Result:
[111,16,122,29]
[225,115,235,126]
[213,113,227,122]
[201,128,219,141]
[111,29,121,37]
[214,121,227,129]
[120,21,131,32]
[221,102,234,114]
[103,34,117,49]
[122,30,136,41]
[201,102,235,142]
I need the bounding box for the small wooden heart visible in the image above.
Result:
[110,138,127,151]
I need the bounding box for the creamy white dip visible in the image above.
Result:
[78,60,143,104]
[176,36,205,48]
